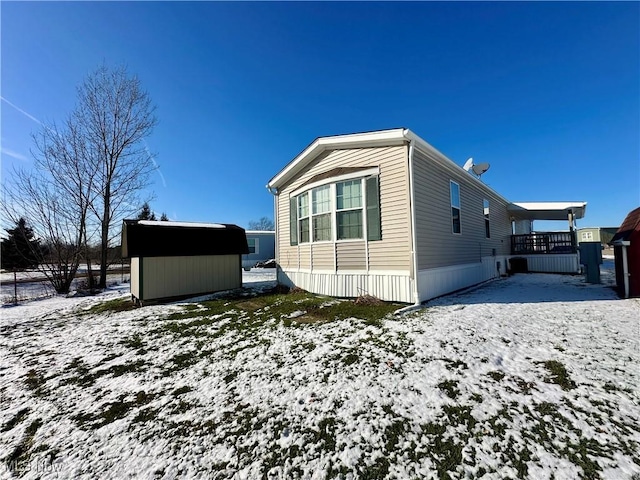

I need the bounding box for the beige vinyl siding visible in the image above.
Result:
[276,145,411,272]
[298,244,311,269]
[312,243,334,270]
[137,255,241,301]
[336,241,367,270]
[413,148,512,270]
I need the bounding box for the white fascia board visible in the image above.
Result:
[268,129,406,190]
[611,239,631,246]
[245,230,275,235]
[508,202,588,220]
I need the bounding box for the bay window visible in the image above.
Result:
[289,174,381,245]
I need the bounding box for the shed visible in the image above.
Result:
[121,220,249,304]
[610,207,640,298]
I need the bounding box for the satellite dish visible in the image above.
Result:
[463,157,474,172]
[472,162,490,177]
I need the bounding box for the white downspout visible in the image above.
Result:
[622,244,630,299]
[395,136,422,314]
[267,186,279,283]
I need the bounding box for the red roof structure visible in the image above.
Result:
[611,207,640,298]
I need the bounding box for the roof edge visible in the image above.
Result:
[267,128,406,190]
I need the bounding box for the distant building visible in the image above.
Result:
[577,227,617,245]
[242,231,275,270]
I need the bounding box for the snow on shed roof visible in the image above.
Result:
[121,220,249,258]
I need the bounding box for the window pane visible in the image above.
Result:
[312,185,331,214]
[299,217,309,243]
[247,238,256,254]
[336,180,362,210]
[337,210,363,240]
[452,207,461,234]
[450,182,460,208]
[313,213,331,241]
[298,193,309,218]
[484,199,490,238]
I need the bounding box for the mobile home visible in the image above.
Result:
[267,128,586,303]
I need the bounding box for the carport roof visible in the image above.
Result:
[507,202,587,221]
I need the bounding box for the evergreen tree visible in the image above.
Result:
[137,202,156,221]
[160,213,169,221]
[1,218,40,271]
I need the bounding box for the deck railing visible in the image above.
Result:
[511,231,577,255]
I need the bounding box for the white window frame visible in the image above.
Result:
[336,178,364,241]
[483,199,490,238]
[297,193,310,243]
[311,185,332,242]
[291,174,379,244]
[450,180,462,235]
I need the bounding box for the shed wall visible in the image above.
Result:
[133,254,241,301]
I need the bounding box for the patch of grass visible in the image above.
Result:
[82,297,136,315]
[441,358,468,371]
[74,391,155,430]
[342,352,359,366]
[538,360,576,391]
[2,407,30,432]
[487,370,505,382]
[172,385,192,396]
[437,379,460,399]
[603,382,633,394]
[24,369,46,395]
[5,418,43,473]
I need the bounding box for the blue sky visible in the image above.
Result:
[2,1,638,231]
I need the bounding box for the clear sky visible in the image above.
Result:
[2,1,638,231]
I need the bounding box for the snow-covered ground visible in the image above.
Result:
[0,269,638,479]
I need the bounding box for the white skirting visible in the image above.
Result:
[417,256,507,303]
[277,269,414,303]
[512,254,580,273]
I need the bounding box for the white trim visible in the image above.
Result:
[286,268,410,277]
[269,130,403,189]
[408,140,420,303]
[290,167,380,198]
[450,180,462,235]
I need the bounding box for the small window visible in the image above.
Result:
[247,238,258,254]
[581,231,593,241]
[298,193,310,243]
[336,180,363,240]
[312,185,332,241]
[484,199,490,238]
[450,181,461,234]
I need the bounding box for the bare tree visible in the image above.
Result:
[2,166,85,294]
[248,217,274,231]
[75,65,157,288]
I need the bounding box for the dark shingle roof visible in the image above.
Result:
[121,220,249,258]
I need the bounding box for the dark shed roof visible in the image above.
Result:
[122,220,249,258]
[610,207,640,245]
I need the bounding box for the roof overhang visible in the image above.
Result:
[267,128,408,190]
[508,202,587,221]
